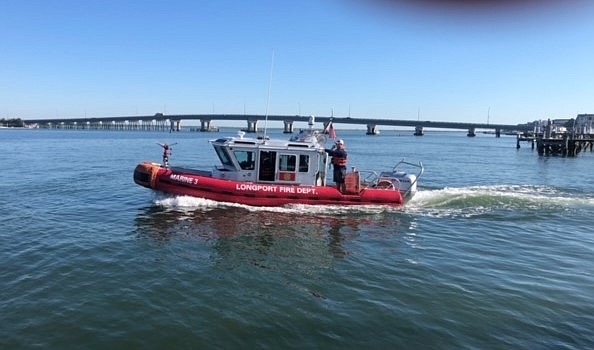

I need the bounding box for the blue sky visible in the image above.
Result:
[2,0,594,125]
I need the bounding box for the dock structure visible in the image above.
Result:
[516,116,594,156]
[538,136,594,156]
[518,134,594,156]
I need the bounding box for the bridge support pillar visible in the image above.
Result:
[414,126,424,136]
[467,127,476,137]
[200,119,211,132]
[246,120,258,133]
[170,120,182,132]
[366,124,379,135]
[495,129,501,138]
[283,121,294,134]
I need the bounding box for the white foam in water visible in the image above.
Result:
[154,195,222,211]
[154,194,401,215]
[405,185,594,217]
[153,185,594,218]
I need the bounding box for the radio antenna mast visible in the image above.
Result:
[263,50,274,140]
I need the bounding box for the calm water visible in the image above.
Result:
[1,127,593,349]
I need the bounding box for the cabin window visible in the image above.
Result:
[259,151,276,181]
[214,146,233,167]
[278,154,296,172]
[299,155,309,172]
[234,150,255,170]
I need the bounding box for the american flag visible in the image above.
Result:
[325,121,337,140]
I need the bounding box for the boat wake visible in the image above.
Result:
[406,184,594,218]
[153,184,594,219]
[154,195,227,212]
[153,194,400,215]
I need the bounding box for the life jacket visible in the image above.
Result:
[331,145,347,167]
[332,157,347,167]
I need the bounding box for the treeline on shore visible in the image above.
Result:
[1,118,24,127]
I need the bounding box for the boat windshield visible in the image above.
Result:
[214,146,234,167]
[234,150,255,170]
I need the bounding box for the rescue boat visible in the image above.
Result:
[133,117,423,207]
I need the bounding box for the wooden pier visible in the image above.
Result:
[516,116,594,156]
[517,124,594,157]
[518,134,594,156]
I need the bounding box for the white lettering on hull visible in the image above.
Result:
[235,183,317,195]
[170,174,198,185]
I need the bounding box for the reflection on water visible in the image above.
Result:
[134,203,413,266]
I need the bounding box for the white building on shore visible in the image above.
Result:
[575,114,594,134]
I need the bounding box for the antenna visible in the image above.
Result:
[263,50,274,140]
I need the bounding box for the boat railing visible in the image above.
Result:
[359,170,379,188]
[376,177,398,190]
[392,159,424,198]
[392,159,424,176]
[351,159,424,196]
[357,170,399,191]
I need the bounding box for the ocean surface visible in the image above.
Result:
[1,127,593,349]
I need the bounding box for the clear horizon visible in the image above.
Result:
[2,0,593,125]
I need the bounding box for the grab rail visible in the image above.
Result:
[393,159,424,198]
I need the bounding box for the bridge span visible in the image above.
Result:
[24,113,532,137]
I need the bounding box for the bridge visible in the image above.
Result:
[24,113,533,137]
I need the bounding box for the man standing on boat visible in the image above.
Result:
[157,142,176,168]
[326,139,348,193]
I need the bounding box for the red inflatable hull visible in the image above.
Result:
[134,162,404,207]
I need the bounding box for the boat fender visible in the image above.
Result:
[149,163,159,188]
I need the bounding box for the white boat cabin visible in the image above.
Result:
[209,128,330,186]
